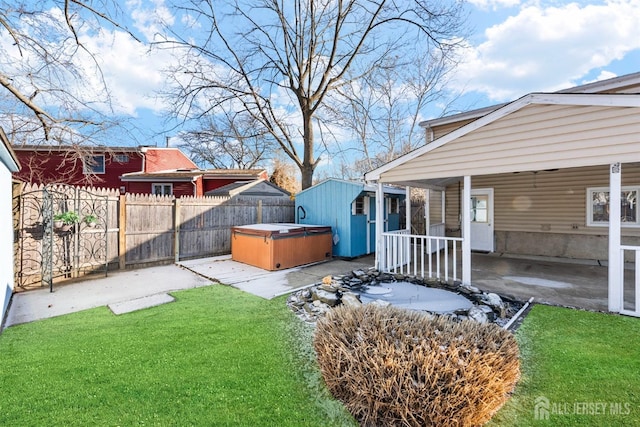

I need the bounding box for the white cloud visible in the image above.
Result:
[453,0,640,101]
[80,28,177,116]
[127,0,175,42]
[468,0,521,11]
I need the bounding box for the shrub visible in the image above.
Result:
[313,305,520,426]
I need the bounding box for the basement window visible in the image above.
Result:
[587,186,639,227]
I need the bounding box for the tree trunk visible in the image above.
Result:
[300,111,315,190]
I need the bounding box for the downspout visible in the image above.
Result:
[140,147,146,173]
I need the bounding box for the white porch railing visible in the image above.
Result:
[620,245,640,317]
[428,222,446,253]
[381,229,463,282]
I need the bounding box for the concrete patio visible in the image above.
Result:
[4,251,633,329]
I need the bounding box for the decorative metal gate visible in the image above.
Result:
[13,184,109,291]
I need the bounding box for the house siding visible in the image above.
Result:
[428,189,445,225]
[430,119,477,140]
[14,150,143,188]
[444,164,640,260]
[381,104,640,183]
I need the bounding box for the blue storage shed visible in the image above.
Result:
[295,178,406,258]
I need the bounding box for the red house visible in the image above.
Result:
[13,145,269,197]
[12,145,143,189]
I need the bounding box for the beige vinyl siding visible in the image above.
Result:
[427,189,445,225]
[430,119,477,140]
[381,104,640,183]
[444,164,640,238]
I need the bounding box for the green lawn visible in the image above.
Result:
[489,304,640,426]
[0,284,356,426]
[3,286,640,427]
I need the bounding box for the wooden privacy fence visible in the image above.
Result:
[14,184,294,289]
[121,193,294,266]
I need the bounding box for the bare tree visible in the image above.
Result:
[179,107,275,169]
[159,0,465,189]
[0,1,137,146]
[326,48,461,179]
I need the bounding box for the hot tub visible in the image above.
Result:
[231,223,332,270]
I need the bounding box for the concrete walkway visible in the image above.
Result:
[178,255,374,299]
[4,255,375,329]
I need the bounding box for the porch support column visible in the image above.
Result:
[375,182,385,271]
[405,186,411,232]
[608,162,622,313]
[462,176,472,285]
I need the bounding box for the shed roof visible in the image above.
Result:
[296,178,406,197]
[205,179,290,197]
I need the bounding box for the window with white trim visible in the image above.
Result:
[83,154,105,174]
[587,186,638,227]
[387,197,399,214]
[152,183,173,196]
[113,154,129,163]
[352,196,365,215]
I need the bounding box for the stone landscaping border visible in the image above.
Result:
[287,268,525,327]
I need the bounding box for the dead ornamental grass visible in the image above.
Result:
[313,305,520,427]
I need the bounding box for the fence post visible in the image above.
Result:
[118,195,126,270]
[174,198,181,263]
[257,199,263,224]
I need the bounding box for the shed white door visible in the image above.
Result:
[470,189,494,252]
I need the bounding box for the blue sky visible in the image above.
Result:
[4,0,640,165]
[117,0,640,147]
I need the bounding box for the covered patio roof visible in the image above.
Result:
[365,93,640,188]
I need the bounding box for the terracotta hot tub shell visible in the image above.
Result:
[231,223,332,270]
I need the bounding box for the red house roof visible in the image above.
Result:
[141,147,199,173]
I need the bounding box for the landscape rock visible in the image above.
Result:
[340,292,362,308]
[481,292,506,317]
[319,284,338,293]
[458,284,480,295]
[312,288,339,307]
[467,306,489,323]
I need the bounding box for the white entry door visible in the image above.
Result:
[470,189,494,252]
